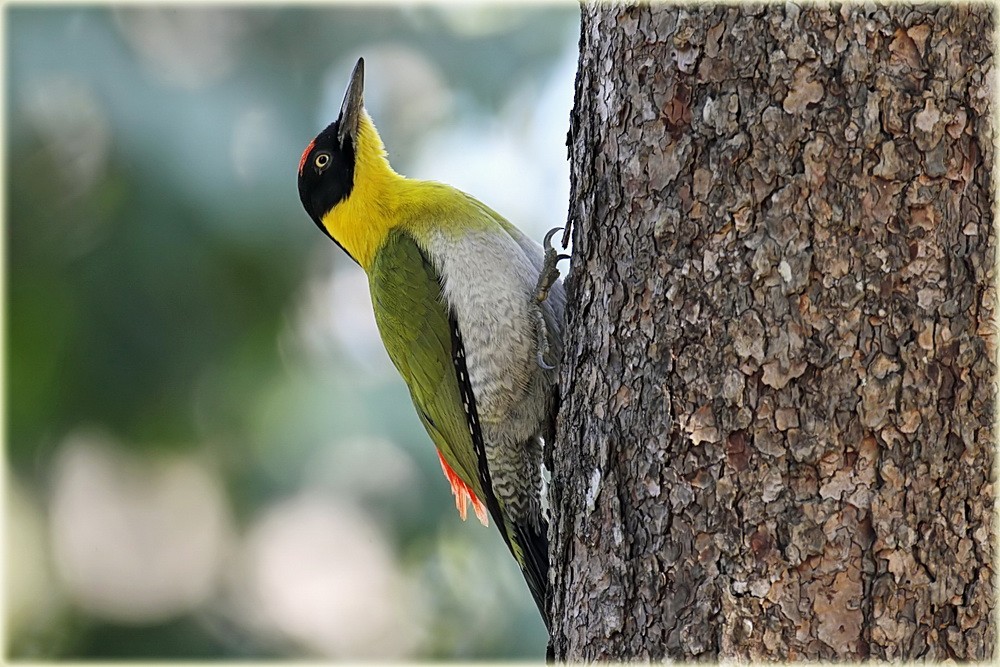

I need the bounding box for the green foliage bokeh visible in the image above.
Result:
[6,5,577,659]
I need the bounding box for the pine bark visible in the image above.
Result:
[550,3,995,660]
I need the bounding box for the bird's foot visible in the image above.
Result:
[534,227,570,371]
[534,306,555,370]
[534,227,570,306]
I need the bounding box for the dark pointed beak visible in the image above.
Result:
[337,57,365,149]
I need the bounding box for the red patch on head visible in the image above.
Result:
[298,138,316,176]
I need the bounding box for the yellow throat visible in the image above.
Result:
[319,111,405,269]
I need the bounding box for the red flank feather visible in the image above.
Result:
[436,450,488,526]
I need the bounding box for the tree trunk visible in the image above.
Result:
[550,3,995,660]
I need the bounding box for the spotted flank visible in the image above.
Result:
[445,263,551,629]
[447,315,513,551]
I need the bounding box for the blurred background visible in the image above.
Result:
[5,4,578,659]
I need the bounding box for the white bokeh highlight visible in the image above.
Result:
[235,493,425,658]
[113,8,264,90]
[49,433,233,624]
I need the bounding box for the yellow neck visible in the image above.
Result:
[320,112,405,269]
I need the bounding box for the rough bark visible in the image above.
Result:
[550,3,995,661]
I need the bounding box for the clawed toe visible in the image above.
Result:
[534,227,569,370]
[543,226,564,252]
[537,348,555,371]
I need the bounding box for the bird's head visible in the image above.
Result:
[297,57,366,233]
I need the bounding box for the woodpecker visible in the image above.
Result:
[297,58,565,627]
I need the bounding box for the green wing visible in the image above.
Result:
[368,227,549,628]
[368,229,490,517]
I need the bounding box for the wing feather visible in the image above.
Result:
[369,228,549,627]
[369,229,484,505]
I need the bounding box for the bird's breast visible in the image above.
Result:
[422,227,547,439]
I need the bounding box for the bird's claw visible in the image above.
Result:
[543,226,563,252]
[537,348,555,371]
[534,305,556,371]
[534,226,569,371]
[535,227,570,305]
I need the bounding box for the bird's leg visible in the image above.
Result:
[534,227,570,370]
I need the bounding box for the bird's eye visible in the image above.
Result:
[314,152,331,171]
